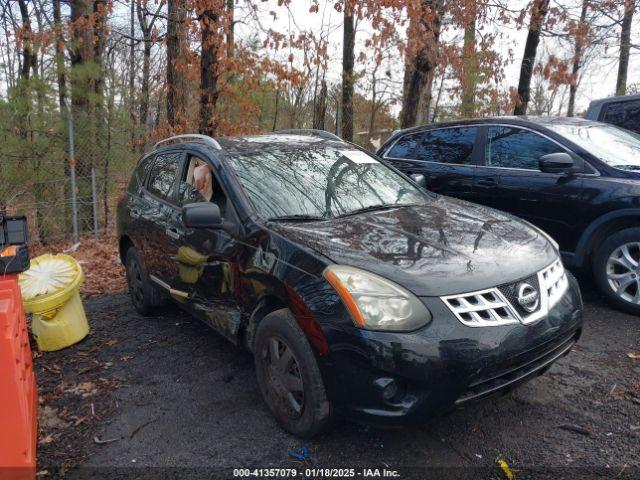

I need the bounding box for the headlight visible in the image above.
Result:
[323,265,431,331]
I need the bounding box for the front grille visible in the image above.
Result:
[455,330,578,404]
[441,259,569,327]
[441,289,519,327]
[498,273,541,318]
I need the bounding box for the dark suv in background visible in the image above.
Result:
[117,131,583,437]
[378,117,640,314]
[586,94,640,134]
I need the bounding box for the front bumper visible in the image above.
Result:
[320,273,584,426]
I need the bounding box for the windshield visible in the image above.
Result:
[548,123,640,171]
[226,147,428,220]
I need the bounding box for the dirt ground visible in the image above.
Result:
[33,278,640,480]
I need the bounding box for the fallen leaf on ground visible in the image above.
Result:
[628,353,640,360]
[497,459,515,480]
[65,382,98,398]
[38,406,69,429]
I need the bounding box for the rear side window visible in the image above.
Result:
[485,126,564,170]
[415,127,478,165]
[127,154,154,193]
[387,133,422,158]
[601,100,640,134]
[146,152,182,202]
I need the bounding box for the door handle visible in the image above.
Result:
[476,178,497,187]
[165,227,181,240]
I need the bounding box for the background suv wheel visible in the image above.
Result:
[594,228,640,315]
[254,308,333,438]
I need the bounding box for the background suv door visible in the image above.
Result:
[478,125,586,251]
[383,126,480,202]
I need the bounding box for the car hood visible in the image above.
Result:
[270,196,558,297]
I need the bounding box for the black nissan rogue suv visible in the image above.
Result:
[378,117,640,315]
[117,131,583,437]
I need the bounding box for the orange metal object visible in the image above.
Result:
[0,275,37,480]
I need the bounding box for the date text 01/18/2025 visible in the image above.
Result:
[233,468,401,478]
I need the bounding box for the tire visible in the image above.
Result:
[124,246,162,315]
[254,308,333,438]
[593,227,640,315]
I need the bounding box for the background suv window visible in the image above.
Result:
[146,152,182,201]
[601,100,640,134]
[415,127,478,164]
[387,133,422,158]
[485,126,563,170]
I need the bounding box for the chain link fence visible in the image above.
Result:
[0,107,138,246]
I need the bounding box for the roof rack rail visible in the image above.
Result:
[272,129,342,141]
[153,134,222,151]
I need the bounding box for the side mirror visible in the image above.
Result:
[410,173,427,188]
[539,153,576,175]
[182,202,222,229]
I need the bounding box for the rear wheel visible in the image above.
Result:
[254,309,333,438]
[124,247,162,315]
[593,228,640,315]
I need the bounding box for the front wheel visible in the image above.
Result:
[593,228,640,315]
[254,309,333,438]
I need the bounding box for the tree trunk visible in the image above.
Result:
[129,0,136,149]
[514,0,550,115]
[400,0,443,128]
[199,2,222,136]
[53,0,66,111]
[341,8,355,142]
[167,0,188,129]
[226,0,234,57]
[17,0,36,80]
[460,5,477,118]
[70,0,100,233]
[137,0,160,147]
[313,78,327,130]
[567,0,588,117]
[272,88,279,131]
[615,0,634,96]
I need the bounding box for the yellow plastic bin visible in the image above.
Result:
[18,254,89,352]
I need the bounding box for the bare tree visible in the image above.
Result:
[167,0,188,129]
[400,0,443,128]
[341,4,355,141]
[460,2,477,118]
[615,0,635,95]
[567,0,589,117]
[514,0,550,115]
[198,0,222,136]
[17,0,36,80]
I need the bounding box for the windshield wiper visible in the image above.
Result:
[336,203,416,218]
[267,214,326,222]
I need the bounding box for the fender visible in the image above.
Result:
[572,208,640,268]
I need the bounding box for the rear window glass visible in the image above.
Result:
[415,127,478,165]
[128,154,154,193]
[147,152,182,202]
[602,100,640,134]
[387,133,421,158]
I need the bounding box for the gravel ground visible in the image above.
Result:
[34,278,640,480]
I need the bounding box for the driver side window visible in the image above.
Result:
[178,155,229,219]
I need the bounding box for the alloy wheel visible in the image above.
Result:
[261,336,305,418]
[606,242,640,305]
